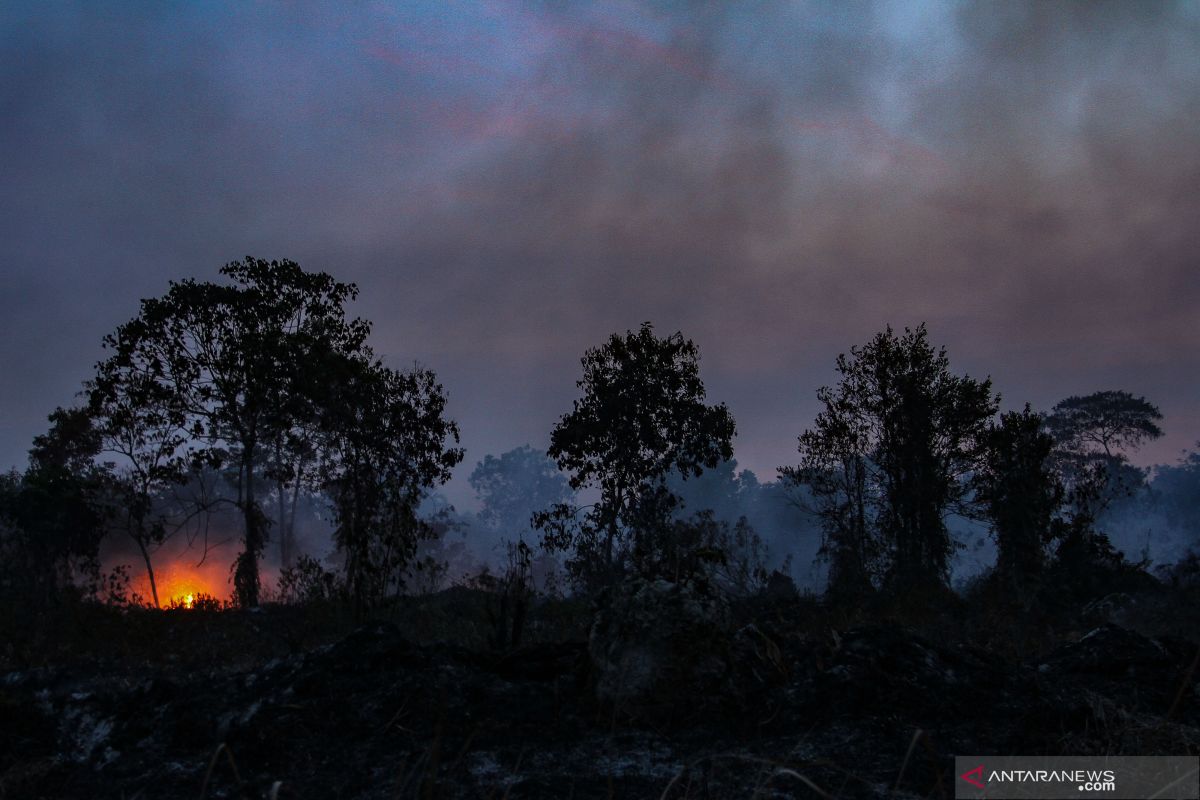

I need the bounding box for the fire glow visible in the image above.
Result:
[136,561,230,610]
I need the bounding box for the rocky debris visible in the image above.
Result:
[1,614,1197,798]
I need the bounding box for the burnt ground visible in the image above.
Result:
[1,583,1199,800]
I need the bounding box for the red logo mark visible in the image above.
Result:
[960,764,985,789]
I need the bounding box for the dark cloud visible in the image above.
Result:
[2,0,1197,504]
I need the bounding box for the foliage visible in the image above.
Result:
[467,539,535,651]
[165,592,226,611]
[469,445,573,535]
[667,458,761,522]
[1149,444,1200,541]
[784,325,998,595]
[1045,390,1163,518]
[972,405,1063,584]
[1046,390,1164,458]
[629,507,780,596]
[276,555,342,605]
[93,257,371,607]
[1155,549,1200,589]
[79,356,199,608]
[537,323,735,592]
[780,371,879,601]
[321,357,463,615]
[1,425,111,609]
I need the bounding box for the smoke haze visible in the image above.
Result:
[2,1,1198,506]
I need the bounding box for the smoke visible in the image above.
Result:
[667,459,826,588]
[2,0,1198,498]
[1095,448,1200,569]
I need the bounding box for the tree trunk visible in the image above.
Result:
[137,536,160,609]
[604,485,622,585]
[288,469,302,562]
[234,448,262,607]
[277,475,288,569]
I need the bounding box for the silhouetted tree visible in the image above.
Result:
[0,411,110,609]
[859,326,998,588]
[781,374,878,601]
[537,323,735,591]
[321,356,463,615]
[86,353,195,607]
[95,258,369,606]
[1046,390,1164,459]
[972,405,1062,586]
[1046,390,1163,520]
[787,325,998,595]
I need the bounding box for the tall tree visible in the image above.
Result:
[537,322,735,590]
[86,347,194,608]
[321,356,463,615]
[972,405,1063,586]
[780,376,878,601]
[787,325,998,594]
[95,258,369,606]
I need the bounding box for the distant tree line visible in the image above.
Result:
[1,258,1196,617]
[779,326,1167,604]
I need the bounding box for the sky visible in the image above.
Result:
[2,0,1198,510]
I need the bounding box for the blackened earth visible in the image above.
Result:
[2,604,1198,799]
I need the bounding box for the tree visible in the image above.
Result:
[667,458,762,523]
[96,258,369,606]
[537,323,735,590]
[1046,390,1164,459]
[86,348,195,608]
[321,356,463,615]
[1152,444,1200,539]
[785,325,998,594]
[972,405,1063,585]
[1045,390,1163,519]
[469,445,572,537]
[1,411,110,609]
[780,376,878,601]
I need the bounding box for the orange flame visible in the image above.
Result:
[138,562,229,609]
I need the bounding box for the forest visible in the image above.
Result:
[2,259,1198,799]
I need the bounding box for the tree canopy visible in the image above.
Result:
[539,322,735,590]
[321,356,463,614]
[784,324,998,594]
[1046,390,1164,521]
[1046,390,1164,459]
[972,404,1063,586]
[74,258,461,609]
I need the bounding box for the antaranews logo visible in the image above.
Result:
[954,756,1198,799]
[959,764,1116,793]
